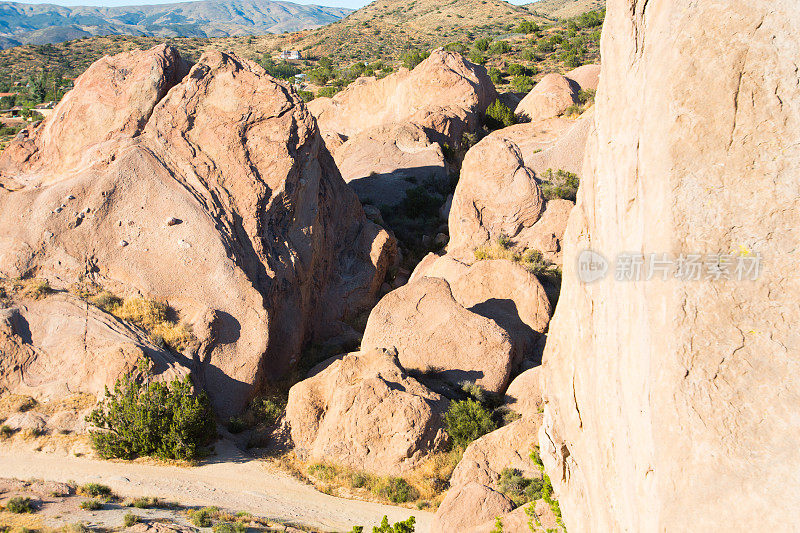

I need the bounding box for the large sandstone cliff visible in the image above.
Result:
[540,1,800,531]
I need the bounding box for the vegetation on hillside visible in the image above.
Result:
[0,3,604,102]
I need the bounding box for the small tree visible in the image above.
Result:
[87,374,215,461]
[474,37,492,52]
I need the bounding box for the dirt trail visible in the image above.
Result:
[0,440,432,532]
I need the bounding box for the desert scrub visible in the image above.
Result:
[212,522,245,533]
[539,169,579,202]
[5,497,35,513]
[80,499,102,510]
[87,374,215,461]
[131,496,170,509]
[123,513,138,527]
[497,467,544,506]
[377,477,416,504]
[0,425,14,438]
[78,483,113,499]
[189,507,219,527]
[473,238,560,278]
[444,399,497,449]
[530,447,565,529]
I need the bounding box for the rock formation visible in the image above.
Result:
[308,50,496,206]
[0,45,395,416]
[565,64,600,91]
[0,293,189,400]
[362,277,516,393]
[514,73,577,123]
[431,482,514,533]
[285,348,448,475]
[540,1,800,531]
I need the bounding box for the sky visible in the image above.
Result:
[5,0,535,11]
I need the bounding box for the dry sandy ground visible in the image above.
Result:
[0,439,433,532]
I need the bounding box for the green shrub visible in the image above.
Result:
[123,513,138,527]
[377,477,416,503]
[489,40,511,55]
[444,399,496,449]
[512,75,534,94]
[189,507,218,527]
[80,499,102,510]
[467,49,486,65]
[370,515,416,532]
[131,496,163,509]
[577,88,596,104]
[515,20,539,34]
[317,86,339,98]
[539,168,579,201]
[443,42,467,53]
[474,37,491,51]
[248,395,285,426]
[498,468,544,506]
[488,67,503,85]
[213,522,245,533]
[485,100,515,130]
[297,90,315,102]
[350,472,369,488]
[79,483,112,498]
[87,374,215,461]
[5,497,34,513]
[491,516,504,533]
[401,50,430,70]
[0,425,14,438]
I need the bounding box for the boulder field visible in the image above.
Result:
[540,0,800,531]
[0,45,396,416]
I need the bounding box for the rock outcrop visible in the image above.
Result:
[285,348,447,475]
[308,50,495,207]
[514,73,577,123]
[431,482,514,533]
[361,277,516,394]
[308,50,496,142]
[540,1,800,531]
[0,294,189,400]
[0,46,395,416]
[332,122,448,207]
[565,64,600,91]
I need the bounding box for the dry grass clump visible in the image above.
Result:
[0,277,53,302]
[275,451,458,509]
[473,236,560,277]
[80,288,194,352]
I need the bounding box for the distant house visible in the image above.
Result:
[279,50,301,60]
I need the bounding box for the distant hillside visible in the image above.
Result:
[527,0,604,19]
[0,0,604,91]
[288,0,549,61]
[0,0,352,47]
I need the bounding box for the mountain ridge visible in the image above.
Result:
[0,0,353,47]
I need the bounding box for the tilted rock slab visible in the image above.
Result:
[285,348,448,475]
[0,45,395,416]
[540,1,800,531]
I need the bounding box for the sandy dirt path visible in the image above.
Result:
[0,440,433,532]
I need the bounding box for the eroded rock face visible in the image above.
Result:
[514,73,577,123]
[431,482,514,533]
[362,277,516,394]
[308,49,496,142]
[540,1,800,531]
[0,46,395,416]
[285,348,447,475]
